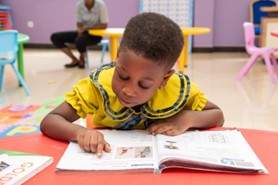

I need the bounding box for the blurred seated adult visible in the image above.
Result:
[51,0,108,68]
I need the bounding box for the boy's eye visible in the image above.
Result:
[118,73,129,80]
[138,83,150,90]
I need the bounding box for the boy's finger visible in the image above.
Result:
[154,127,172,135]
[96,134,106,157]
[104,141,111,152]
[164,129,180,136]
[96,142,105,157]
[146,123,159,134]
[81,135,95,152]
[148,123,171,135]
[147,120,167,134]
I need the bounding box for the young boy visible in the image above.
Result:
[41,12,224,157]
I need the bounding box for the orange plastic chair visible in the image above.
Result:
[0,11,11,30]
[85,114,95,128]
[236,22,278,83]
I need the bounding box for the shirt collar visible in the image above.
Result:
[90,63,190,120]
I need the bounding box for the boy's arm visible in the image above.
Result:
[40,101,86,141]
[40,101,111,156]
[146,100,224,136]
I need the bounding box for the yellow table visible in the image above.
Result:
[89,28,124,62]
[89,27,210,73]
[178,27,210,72]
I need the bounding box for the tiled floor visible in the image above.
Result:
[1,49,278,131]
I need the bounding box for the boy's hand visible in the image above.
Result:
[147,120,189,136]
[147,110,194,136]
[76,129,111,157]
[147,101,224,136]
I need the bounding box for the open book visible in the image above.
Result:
[0,150,53,185]
[56,129,268,174]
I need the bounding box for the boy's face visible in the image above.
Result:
[112,49,173,108]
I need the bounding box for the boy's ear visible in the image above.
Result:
[116,50,119,60]
[160,69,175,88]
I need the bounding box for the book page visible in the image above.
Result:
[155,130,268,173]
[56,130,158,173]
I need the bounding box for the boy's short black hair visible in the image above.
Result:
[119,12,184,70]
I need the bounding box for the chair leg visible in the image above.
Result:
[100,43,108,64]
[270,53,278,75]
[85,47,89,68]
[11,64,31,96]
[0,65,4,92]
[264,54,277,84]
[236,54,259,80]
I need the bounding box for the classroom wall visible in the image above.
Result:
[0,0,251,48]
[212,0,250,47]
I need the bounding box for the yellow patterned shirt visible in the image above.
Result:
[66,63,207,129]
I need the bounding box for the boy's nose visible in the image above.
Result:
[122,86,136,97]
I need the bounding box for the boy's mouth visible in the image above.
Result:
[118,97,134,107]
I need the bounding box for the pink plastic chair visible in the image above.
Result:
[236,22,278,83]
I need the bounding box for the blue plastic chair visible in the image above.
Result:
[85,39,110,68]
[0,30,31,96]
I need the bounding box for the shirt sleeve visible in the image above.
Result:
[76,2,82,23]
[99,1,109,24]
[184,82,207,111]
[65,77,100,118]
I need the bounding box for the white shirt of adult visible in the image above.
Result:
[76,0,109,27]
